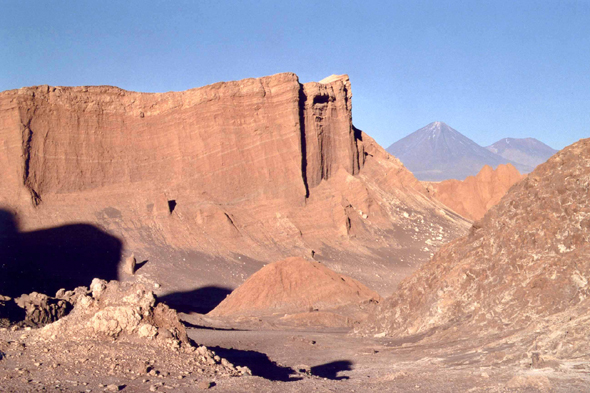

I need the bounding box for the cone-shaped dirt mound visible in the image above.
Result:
[209,257,381,317]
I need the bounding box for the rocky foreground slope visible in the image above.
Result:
[359,138,590,360]
[427,163,525,221]
[0,74,469,296]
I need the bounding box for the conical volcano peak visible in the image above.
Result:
[386,122,529,181]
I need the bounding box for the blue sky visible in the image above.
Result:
[1,1,588,150]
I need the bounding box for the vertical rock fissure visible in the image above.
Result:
[21,120,41,206]
[298,86,310,198]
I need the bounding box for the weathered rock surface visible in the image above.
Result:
[427,164,525,221]
[209,257,381,321]
[0,292,70,328]
[37,279,248,376]
[0,295,25,328]
[14,292,71,327]
[359,138,590,361]
[42,278,189,346]
[0,73,469,296]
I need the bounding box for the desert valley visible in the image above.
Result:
[0,71,588,392]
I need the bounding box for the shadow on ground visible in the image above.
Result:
[208,346,302,381]
[158,286,233,314]
[0,209,122,297]
[311,360,353,380]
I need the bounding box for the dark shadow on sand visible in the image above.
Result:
[0,209,122,297]
[158,286,233,314]
[311,360,353,380]
[182,320,245,332]
[135,259,149,272]
[207,346,301,382]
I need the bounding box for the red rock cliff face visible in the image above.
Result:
[2,74,367,206]
[0,73,468,295]
[428,164,525,221]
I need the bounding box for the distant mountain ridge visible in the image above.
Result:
[386,122,531,181]
[486,137,557,169]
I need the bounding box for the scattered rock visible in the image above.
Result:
[198,380,214,390]
[124,254,136,276]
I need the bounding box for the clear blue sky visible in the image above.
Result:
[1,1,588,150]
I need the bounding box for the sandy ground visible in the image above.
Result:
[2,317,590,392]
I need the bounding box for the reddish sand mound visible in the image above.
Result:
[428,163,524,221]
[209,257,381,317]
[359,139,590,360]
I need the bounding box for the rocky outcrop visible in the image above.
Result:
[209,257,381,318]
[428,164,525,221]
[0,74,469,296]
[42,279,189,346]
[359,139,590,359]
[0,292,70,328]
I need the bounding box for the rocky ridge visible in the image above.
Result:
[427,163,525,221]
[359,138,590,362]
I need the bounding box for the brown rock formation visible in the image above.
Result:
[428,163,525,221]
[209,257,381,318]
[0,73,469,296]
[359,138,590,359]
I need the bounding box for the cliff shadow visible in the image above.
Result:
[158,286,233,314]
[206,346,301,382]
[311,360,353,380]
[0,209,122,297]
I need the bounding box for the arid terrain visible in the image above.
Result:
[426,164,525,221]
[1,73,588,392]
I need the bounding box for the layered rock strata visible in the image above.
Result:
[0,74,469,295]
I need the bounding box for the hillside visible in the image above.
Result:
[360,138,590,361]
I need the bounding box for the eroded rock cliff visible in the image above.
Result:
[0,73,469,296]
[427,163,525,221]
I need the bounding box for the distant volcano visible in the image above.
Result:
[486,137,557,169]
[386,122,531,181]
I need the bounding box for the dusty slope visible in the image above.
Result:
[360,138,590,360]
[208,257,380,318]
[0,74,469,297]
[386,121,530,181]
[427,163,525,221]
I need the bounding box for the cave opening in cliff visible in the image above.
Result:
[167,200,177,214]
